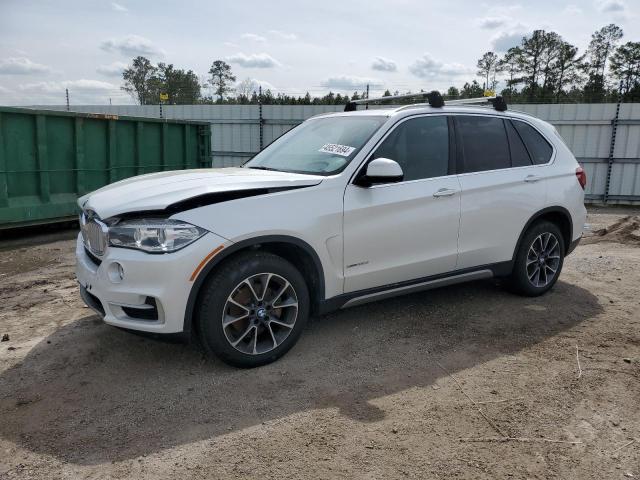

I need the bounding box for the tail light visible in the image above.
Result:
[575,166,586,190]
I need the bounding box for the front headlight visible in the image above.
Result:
[108,218,207,253]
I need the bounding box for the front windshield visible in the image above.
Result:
[244,116,387,175]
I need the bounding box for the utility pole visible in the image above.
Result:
[604,80,624,204]
[258,85,264,150]
[365,84,370,110]
[159,93,168,119]
[65,88,70,111]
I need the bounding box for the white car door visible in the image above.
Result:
[343,115,461,293]
[454,115,550,270]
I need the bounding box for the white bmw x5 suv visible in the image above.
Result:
[76,98,587,367]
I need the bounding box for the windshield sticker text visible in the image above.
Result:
[318,143,356,157]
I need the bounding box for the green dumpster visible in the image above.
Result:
[0,106,211,228]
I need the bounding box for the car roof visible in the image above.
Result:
[311,105,543,124]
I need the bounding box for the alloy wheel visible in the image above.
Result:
[222,273,299,355]
[526,232,561,288]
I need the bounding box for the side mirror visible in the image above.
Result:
[356,158,404,186]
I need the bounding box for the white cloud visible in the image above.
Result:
[477,15,509,29]
[235,77,277,94]
[268,30,297,40]
[408,54,471,79]
[11,80,127,104]
[96,61,128,77]
[371,56,397,72]
[484,4,523,16]
[254,79,277,91]
[0,85,11,94]
[225,52,281,68]
[111,2,128,12]
[563,4,583,14]
[0,57,51,75]
[100,35,163,57]
[321,75,383,90]
[19,79,117,93]
[596,0,625,13]
[223,42,239,48]
[241,33,267,43]
[491,26,529,52]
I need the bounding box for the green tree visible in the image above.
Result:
[121,56,157,105]
[519,30,550,101]
[539,32,563,99]
[154,63,201,104]
[554,42,583,102]
[460,80,483,98]
[208,60,236,102]
[476,51,499,90]
[587,24,624,79]
[583,24,623,100]
[610,41,640,96]
[499,47,523,96]
[446,86,459,98]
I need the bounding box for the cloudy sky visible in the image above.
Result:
[0,0,638,105]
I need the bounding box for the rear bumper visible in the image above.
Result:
[75,232,228,333]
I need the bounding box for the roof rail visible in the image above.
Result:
[344,91,507,112]
[345,91,443,111]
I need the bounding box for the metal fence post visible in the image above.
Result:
[604,81,623,204]
[258,85,264,151]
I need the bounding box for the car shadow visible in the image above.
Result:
[0,279,601,465]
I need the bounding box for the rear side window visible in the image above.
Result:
[373,116,449,181]
[455,116,510,173]
[512,120,553,165]
[505,120,532,167]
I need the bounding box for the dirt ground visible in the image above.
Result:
[0,207,638,479]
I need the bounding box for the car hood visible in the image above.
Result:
[78,167,324,219]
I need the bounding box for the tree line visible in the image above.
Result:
[468,24,639,103]
[121,23,640,106]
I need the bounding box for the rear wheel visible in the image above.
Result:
[196,251,309,368]
[509,221,565,296]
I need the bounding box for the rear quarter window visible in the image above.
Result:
[512,120,553,165]
[505,120,532,167]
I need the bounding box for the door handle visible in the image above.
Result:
[524,175,542,183]
[433,188,458,198]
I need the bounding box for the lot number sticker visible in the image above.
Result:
[319,143,356,157]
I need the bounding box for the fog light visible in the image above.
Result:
[107,262,125,283]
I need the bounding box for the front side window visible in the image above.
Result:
[244,116,387,175]
[456,115,511,173]
[372,116,449,181]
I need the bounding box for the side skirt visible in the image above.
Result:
[317,261,512,314]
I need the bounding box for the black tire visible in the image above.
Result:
[508,220,565,297]
[196,251,309,368]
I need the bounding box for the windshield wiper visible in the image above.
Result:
[246,166,282,172]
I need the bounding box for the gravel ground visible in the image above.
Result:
[0,208,638,479]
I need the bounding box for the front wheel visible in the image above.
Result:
[196,251,309,368]
[509,221,565,297]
